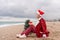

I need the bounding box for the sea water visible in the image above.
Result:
[0,22,24,27]
[0,18,37,27]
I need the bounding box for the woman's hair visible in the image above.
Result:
[25,20,30,24]
[24,20,30,30]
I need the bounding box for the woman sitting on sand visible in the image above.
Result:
[16,9,49,38]
[24,20,34,33]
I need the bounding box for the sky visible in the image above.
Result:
[0,0,60,20]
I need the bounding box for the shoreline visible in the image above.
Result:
[0,21,60,28]
[0,23,24,28]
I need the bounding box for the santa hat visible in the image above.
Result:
[37,9,44,16]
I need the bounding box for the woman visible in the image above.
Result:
[24,20,34,34]
[16,20,35,38]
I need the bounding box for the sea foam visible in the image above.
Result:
[0,23,24,28]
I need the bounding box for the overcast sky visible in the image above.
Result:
[0,0,60,20]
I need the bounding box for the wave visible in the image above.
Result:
[0,23,24,28]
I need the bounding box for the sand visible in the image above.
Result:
[0,22,60,40]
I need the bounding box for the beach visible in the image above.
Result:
[0,22,60,40]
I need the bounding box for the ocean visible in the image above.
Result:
[0,21,25,27]
[0,17,37,27]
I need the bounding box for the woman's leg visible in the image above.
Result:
[21,25,36,36]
